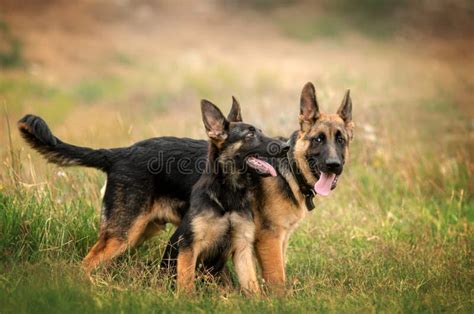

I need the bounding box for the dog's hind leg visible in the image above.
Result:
[82,181,154,275]
[82,232,128,275]
[138,219,166,245]
[82,213,151,275]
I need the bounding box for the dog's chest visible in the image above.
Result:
[194,211,255,252]
[260,178,307,231]
[228,211,255,243]
[272,198,306,231]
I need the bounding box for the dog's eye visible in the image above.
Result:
[246,132,255,138]
[336,136,345,144]
[313,134,325,143]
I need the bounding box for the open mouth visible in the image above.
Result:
[246,155,277,177]
[313,171,340,196]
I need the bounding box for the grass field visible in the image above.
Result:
[1,1,473,313]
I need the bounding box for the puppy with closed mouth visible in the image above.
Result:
[175,100,288,294]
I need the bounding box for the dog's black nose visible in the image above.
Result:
[325,158,342,172]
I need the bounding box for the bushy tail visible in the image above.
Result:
[18,114,113,172]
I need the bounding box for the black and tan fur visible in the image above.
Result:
[17,97,250,275]
[175,100,288,294]
[253,82,353,292]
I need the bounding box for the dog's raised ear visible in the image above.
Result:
[299,82,320,131]
[227,96,243,122]
[337,89,352,123]
[201,99,228,142]
[337,89,354,140]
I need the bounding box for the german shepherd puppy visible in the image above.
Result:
[17,98,253,275]
[175,100,288,294]
[163,82,354,293]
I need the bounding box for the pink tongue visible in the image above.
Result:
[314,173,336,196]
[246,157,277,177]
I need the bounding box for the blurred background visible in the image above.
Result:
[0,0,473,311]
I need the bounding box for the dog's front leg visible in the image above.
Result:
[233,246,260,295]
[255,230,286,293]
[233,241,260,295]
[177,247,197,293]
[232,214,260,295]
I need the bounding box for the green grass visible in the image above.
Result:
[0,165,472,312]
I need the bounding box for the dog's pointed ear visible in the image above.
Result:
[201,99,228,142]
[337,89,354,140]
[337,89,352,123]
[299,82,320,131]
[227,96,243,122]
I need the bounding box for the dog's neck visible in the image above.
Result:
[198,151,255,214]
[277,132,316,211]
[204,141,251,191]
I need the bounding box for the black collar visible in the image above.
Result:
[287,153,316,211]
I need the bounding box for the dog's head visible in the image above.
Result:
[201,98,289,177]
[293,82,354,196]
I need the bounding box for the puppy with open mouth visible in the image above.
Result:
[175,100,288,295]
